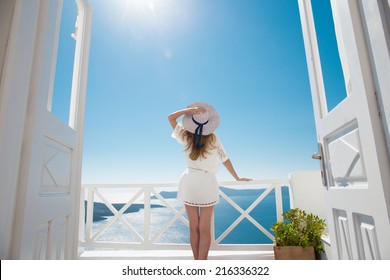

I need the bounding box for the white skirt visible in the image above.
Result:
[177,168,219,207]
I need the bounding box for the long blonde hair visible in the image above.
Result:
[181,130,216,161]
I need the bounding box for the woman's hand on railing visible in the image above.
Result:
[223,159,253,182]
[236,177,252,182]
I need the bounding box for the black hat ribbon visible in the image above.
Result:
[192,117,209,149]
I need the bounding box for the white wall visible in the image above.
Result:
[289,171,328,232]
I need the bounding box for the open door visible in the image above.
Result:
[298,0,390,259]
[10,0,91,259]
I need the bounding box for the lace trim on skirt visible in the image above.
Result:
[183,200,218,207]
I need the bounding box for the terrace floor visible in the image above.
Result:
[79,249,275,260]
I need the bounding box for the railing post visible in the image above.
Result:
[275,184,284,222]
[85,187,94,243]
[144,187,151,248]
[78,187,86,256]
[211,211,216,246]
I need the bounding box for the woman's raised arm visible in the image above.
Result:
[168,107,205,129]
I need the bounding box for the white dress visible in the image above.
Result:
[172,123,229,207]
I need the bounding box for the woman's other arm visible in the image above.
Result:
[223,159,252,182]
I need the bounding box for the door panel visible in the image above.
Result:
[333,209,352,259]
[353,213,380,260]
[32,216,69,260]
[326,121,367,187]
[41,114,75,195]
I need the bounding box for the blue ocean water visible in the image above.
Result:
[90,186,290,245]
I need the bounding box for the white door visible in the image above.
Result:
[10,0,91,259]
[298,0,390,259]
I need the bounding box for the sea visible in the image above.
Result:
[87,186,290,246]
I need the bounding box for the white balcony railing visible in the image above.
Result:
[79,179,291,253]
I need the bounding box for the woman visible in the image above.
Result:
[168,102,251,260]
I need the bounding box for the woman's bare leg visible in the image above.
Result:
[185,205,200,260]
[198,206,214,260]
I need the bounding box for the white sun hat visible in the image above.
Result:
[182,102,220,149]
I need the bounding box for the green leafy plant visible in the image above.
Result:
[271,208,326,254]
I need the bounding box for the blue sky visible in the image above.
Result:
[53,0,345,183]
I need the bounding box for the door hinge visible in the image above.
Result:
[374,91,383,120]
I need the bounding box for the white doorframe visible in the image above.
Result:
[359,0,390,159]
[0,0,41,260]
[69,0,92,258]
[357,0,390,221]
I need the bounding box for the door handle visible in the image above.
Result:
[312,143,328,187]
[312,152,322,160]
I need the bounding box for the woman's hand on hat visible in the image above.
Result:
[188,107,206,114]
[168,106,207,129]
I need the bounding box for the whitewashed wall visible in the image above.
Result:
[289,171,327,230]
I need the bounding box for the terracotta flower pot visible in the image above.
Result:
[273,246,316,260]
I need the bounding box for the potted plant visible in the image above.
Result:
[271,208,326,260]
